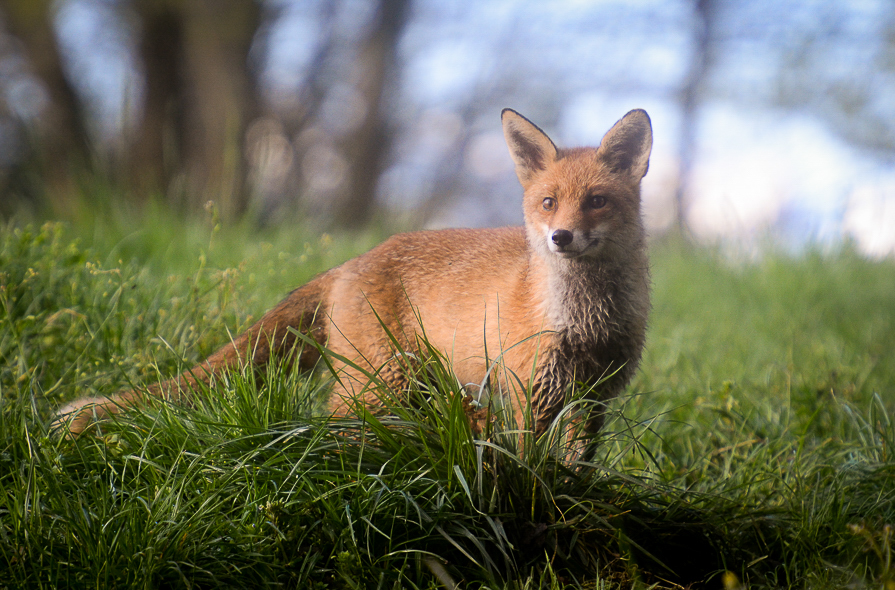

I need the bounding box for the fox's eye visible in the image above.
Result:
[587,194,608,209]
[542,197,556,211]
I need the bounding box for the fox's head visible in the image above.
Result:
[502,108,652,263]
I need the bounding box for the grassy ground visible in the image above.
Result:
[1,207,894,589]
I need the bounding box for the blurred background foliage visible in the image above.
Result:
[0,0,893,252]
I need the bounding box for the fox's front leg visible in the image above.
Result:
[525,363,611,461]
[54,273,332,436]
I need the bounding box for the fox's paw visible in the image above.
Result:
[51,397,116,438]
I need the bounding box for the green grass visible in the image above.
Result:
[1,211,895,589]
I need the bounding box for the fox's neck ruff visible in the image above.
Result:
[540,246,647,343]
[547,258,612,338]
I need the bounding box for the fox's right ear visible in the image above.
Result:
[502,109,558,187]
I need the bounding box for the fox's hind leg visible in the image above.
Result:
[326,343,418,418]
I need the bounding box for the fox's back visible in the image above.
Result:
[325,226,554,387]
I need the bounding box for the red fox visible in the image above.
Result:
[57,108,652,439]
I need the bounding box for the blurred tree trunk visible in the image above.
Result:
[675,0,715,231]
[129,1,184,201]
[130,0,260,222]
[332,0,410,228]
[2,0,92,211]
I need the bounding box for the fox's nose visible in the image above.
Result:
[551,229,573,248]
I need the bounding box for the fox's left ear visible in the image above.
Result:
[599,109,652,180]
[502,108,558,187]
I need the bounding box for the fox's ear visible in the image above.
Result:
[502,109,558,186]
[598,109,652,180]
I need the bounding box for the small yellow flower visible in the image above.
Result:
[722,571,744,590]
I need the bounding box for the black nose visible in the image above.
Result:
[551,229,573,247]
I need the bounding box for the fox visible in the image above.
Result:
[56,108,652,441]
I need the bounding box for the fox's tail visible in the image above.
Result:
[54,272,333,437]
